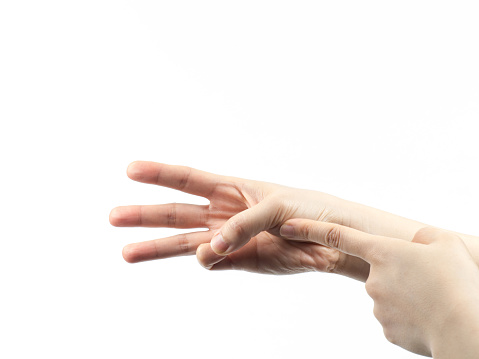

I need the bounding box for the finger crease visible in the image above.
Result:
[167,204,177,227]
[137,206,143,226]
[326,227,341,249]
[178,234,190,254]
[207,179,220,199]
[178,167,192,191]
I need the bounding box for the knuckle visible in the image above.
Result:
[167,203,178,226]
[177,234,190,254]
[325,226,341,249]
[414,226,462,244]
[200,205,211,227]
[324,249,342,274]
[368,246,386,264]
[415,226,440,239]
[195,247,210,269]
[383,327,398,346]
[300,222,313,239]
[265,193,282,205]
[365,278,381,299]
[365,280,375,298]
[266,193,288,212]
[178,167,192,190]
[265,196,285,222]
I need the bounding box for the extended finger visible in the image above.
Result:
[280,219,395,263]
[127,161,224,198]
[122,231,212,263]
[110,204,210,228]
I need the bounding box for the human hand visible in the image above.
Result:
[110,161,371,279]
[279,222,479,357]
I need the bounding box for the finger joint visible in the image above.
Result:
[177,234,190,254]
[167,203,178,227]
[325,226,342,249]
[178,167,192,191]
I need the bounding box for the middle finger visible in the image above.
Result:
[110,203,210,228]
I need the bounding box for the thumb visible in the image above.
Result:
[210,198,278,255]
[280,219,391,263]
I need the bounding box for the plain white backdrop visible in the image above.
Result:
[1,1,478,358]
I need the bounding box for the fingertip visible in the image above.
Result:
[196,243,212,269]
[126,161,146,180]
[122,243,154,263]
[196,242,227,269]
[412,227,460,245]
[109,207,123,226]
[126,161,140,179]
[122,244,136,263]
[196,242,209,256]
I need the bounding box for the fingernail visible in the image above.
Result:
[211,233,229,254]
[280,224,295,238]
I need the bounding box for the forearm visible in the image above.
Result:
[430,299,479,359]
[450,232,479,264]
[343,200,428,240]
[342,199,479,264]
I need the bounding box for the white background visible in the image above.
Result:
[1,1,478,358]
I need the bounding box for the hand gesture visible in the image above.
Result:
[280,221,479,357]
[110,161,369,279]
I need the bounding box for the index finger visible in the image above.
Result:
[281,219,395,263]
[127,161,223,198]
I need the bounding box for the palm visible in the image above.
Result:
[203,182,338,274]
[110,161,341,275]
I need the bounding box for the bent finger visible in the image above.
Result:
[210,198,278,255]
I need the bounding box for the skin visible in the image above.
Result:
[279,223,479,358]
[110,161,479,283]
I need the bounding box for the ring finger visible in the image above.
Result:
[122,231,213,263]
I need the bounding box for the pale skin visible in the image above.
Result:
[110,161,479,356]
[110,161,479,282]
[279,223,479,358]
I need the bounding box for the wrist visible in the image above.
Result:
[429,295,479,359]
